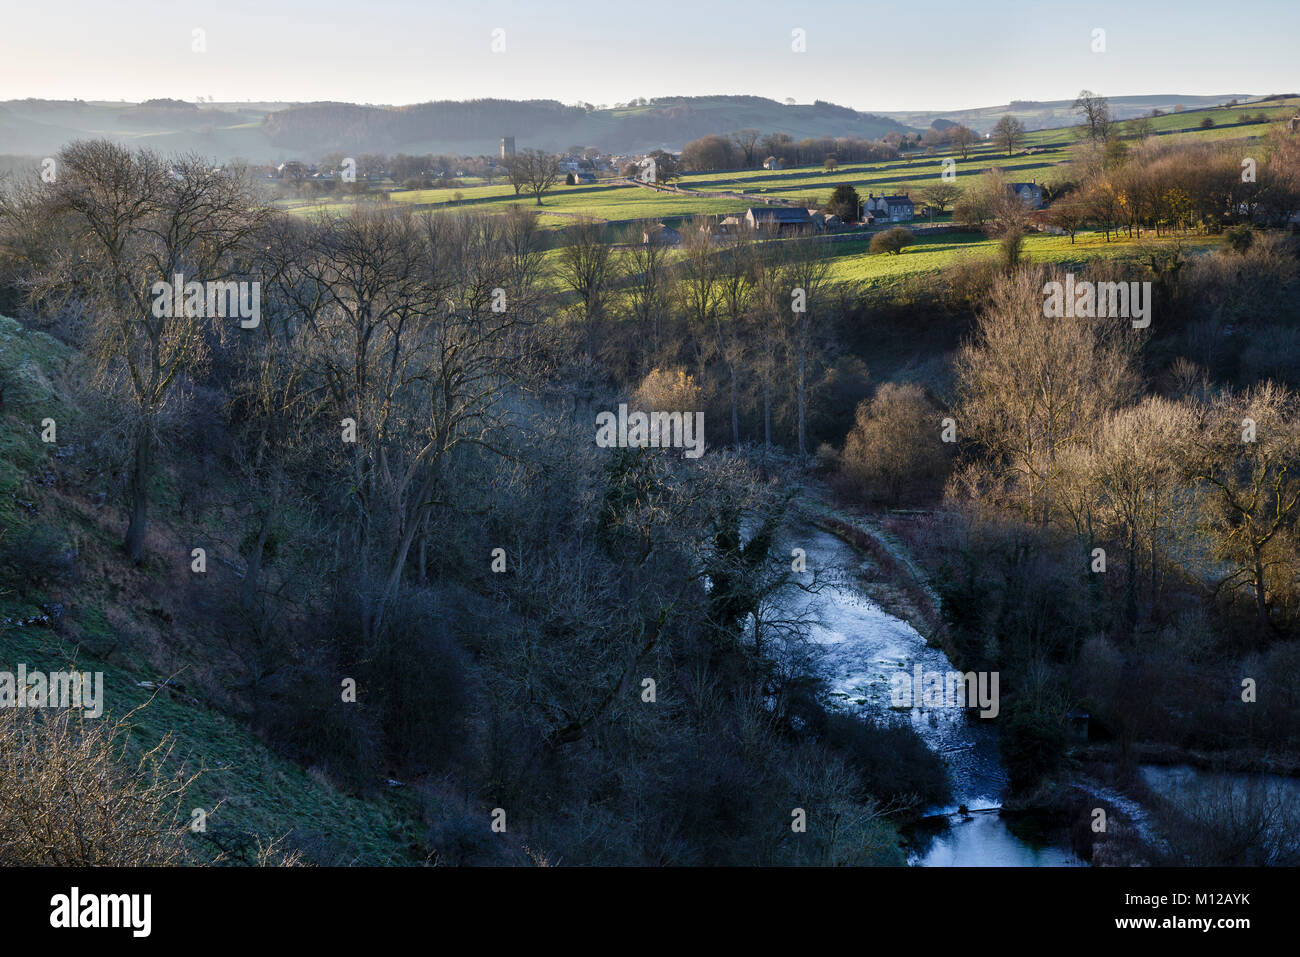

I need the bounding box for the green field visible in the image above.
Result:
[285,182,756,224]
[672,97,1299,207]
[273,96,1299,237]
[821,230,1224,286]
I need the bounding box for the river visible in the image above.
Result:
[774,523,1084,866]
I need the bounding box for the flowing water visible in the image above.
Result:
[775,524,1084,866]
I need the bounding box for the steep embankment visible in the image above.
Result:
[0,315,420,864]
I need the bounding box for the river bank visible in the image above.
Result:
[782,483,1299,866]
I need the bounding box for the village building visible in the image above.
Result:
[634,156,657,183]
[1006,179,1044,208]
[642,223,682,245]
[745,206,813,234]
[865,192,915,222]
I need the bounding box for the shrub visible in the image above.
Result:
[1225,223,1255,254]
[0,709,194,865]
[999,704,1066,791]
[370,590,473,772]
[998,228,1026,270]
[870,226,915,256]
[632,366,701,412]
[841,383,952,504]
[0,523,74,595]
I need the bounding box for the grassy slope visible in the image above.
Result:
[285,182,756,223]
[277,99,1298,230]
[0,315,419,865]
[823,230,1224,286]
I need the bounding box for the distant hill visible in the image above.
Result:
[879,93,1261,134]
[262,96,920,157]
[0,96,914,162]
[0,92,1270,163]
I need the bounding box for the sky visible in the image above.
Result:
[0,0,1295,112]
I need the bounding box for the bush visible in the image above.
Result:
[1150,773,1300,865]
[841,383,952,504]
[816,708,950,807]
[998,228,1026,270]
[0,709,193,865]
[371,590,473,772]
[1225,223,1255,254]
[632,366,701,412]
[942,255,1000,314]
[0,523,74,595]
[870,226,915,256]
[999,704,1066,791]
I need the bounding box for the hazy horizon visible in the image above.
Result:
[1,0,1294,112]
[0,90,1268,114]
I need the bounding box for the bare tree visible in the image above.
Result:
[621,234,671,361]
[950,125,977,160]
[278,208,524,641]
[555,217,616,359]
[732,129,762,168]
[1087,396,1196,626]
[1188,381,1300,633]
[992,115,1025,157]
[678,217,724,377]
[750,248,790,462]
[955,266,1142,525]
[918,181,962,214]
[781,238,833,459]
[517,148,561,206]
[30,141,268,562]
[714,229,758,447]
[1073,90,1113,147]
[500,155,526,197]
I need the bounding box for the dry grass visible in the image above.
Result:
[0,705,195,865]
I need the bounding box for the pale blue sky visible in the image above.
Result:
[0,0,1294,110]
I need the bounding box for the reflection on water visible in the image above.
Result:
[776,525,1083,867]
[908,810,1086,867]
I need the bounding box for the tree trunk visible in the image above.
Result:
[729,363,740,448]
[241,509,273,611]
[797,322,808,458]
[1254,550,1269,632]
[1125,524,1138,633]
[763,349,772,455]
[124,428,152,563]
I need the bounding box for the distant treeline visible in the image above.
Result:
[261,96,913,155]
[681,132,904,171]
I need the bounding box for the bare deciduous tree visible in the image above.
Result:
[31,141,269,561]
[955,266,1142,525]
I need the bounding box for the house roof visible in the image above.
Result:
[882,195,913,205]
[747,207,812,223]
